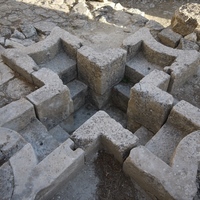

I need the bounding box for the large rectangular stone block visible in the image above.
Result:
[127,83,173,133]
[77,46,127,95]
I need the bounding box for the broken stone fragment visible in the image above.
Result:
[11,29,25,40]
[184,32,197,42]
[171,3,199,36]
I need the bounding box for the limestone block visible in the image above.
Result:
[124,131,200,200]
[171,3,199,36]
[26,84,73,130]
[158,28,182,48]
[19,22,37,38]
[127,82,173,133]
[0,162,14,200]
[167,100,200,134]
[33,21,57,35]
[71,111,138,163]
[112,82,133,112]
[0,62,14,85]
[0,127,27,162]
[67,79,88,111]
[89,89,111,109]
[10,139,84,200]
[140,69,170,91]
[1,49,37,83]
[77,46,127,95]
[0,98,36,132]
[166,50,200,93]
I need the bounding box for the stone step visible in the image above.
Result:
[39,50,77,84]
[19,119,60,162]
[67,79,88,112]
[134,126,154,146]
[125,51,163,84]
[49,125,70,143]
[112,82,133,112]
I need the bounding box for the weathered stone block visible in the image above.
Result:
[27,84,73,130]
[158,28,182,48]
[77,46,127,95]
[0,62,14,85]
[10,139,84,200]
[0,98,36,132]
[127,82,173,133]
[72,111,138,163]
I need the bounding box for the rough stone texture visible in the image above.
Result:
[19,22,37,38]
[124,130,200,200]
[158,28,182,48]
[0,162,14,200]
[10,139,84,200]
[0,98,36,132]
[171,3,199,36]
[1,49,37,83]
[77,46,127,95]
[177,38,199,51]
[0,127,27,163]
[127,70,173,133]
[146,100,200,165]
[0,62,14,85]
[67,80,88,112]
[71,111,138,163]
[184,32,197,42]
[27,83,73,130]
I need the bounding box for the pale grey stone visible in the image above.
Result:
[0,62,14,85]
[33,21,57,35]
[20,22,37,38]
[11,29,25,40]
[177,38,199,51]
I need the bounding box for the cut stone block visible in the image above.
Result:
[177,38,199,51]
[77,46,127,95]
[33,21,57,35]
[158,28,182,48]
[0,127,27,164]
[1,49,38,83]
[71,111,138,163]
[10,139,84,200]
[127,82,174,133]
[0,62,14,85]
[19,119,60,161]
[134,126,154,146]
[67,79,88,111]
[49,125,70,143]
[112,82,133,112]
[0,98,36,132]
[26,84,73,130]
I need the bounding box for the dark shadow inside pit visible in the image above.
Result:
[94,150,136,200]
[51,150,136,200]
[194,162,200,200]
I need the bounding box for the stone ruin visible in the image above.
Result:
[0,1,200,200]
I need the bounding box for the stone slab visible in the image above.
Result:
[0,62,14,85]
[0,98,36,132]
